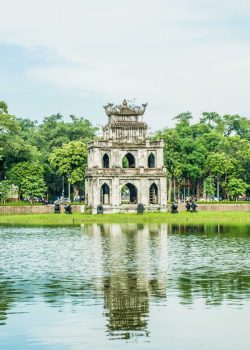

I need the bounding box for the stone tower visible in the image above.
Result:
[85,99,167,213]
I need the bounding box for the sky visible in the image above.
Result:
[1,0,250,130]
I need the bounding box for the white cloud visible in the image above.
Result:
[1,0,250,128]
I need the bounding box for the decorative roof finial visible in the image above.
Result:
[103,99,148,117]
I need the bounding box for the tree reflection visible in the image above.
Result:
[0,280,16,325]
[0,278,32,325]
[177,270,250,306]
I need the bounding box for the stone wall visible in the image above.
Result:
[0,203,249,215]
[0,205,85,215]
[173,204,250,212]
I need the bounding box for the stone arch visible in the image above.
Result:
[149,183,158,204]
[102,153,110,168]
[100,183,110,204]
[148,153,155,168]
[121,183,138,204]
[122,152,136,168]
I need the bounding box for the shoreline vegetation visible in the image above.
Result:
[0,212,250,227]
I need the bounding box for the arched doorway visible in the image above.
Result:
[100,183,110,204]
[148,153,155,168]
[102,154,110,168]
[122,153,136,168]
[121,183,138,204]
[149,183,158,204]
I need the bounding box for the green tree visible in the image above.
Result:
[33,114,97,198]
[174,111,193,126]
[49,141,88,197]
[0,101,40,180]
[223,114,250,139]
[199,131,224,152]
[0,100,8,113]
[204,176,215,199]
[205,152,234,199]
[34,114,97,159]
[200,112,222,129]
[156,110,250,201]
[0,180,12,204]
[7,162,46,201]
[225,177,249,200]
[205,152,233,177]
[122,156,129,168]
[0,106,20,161]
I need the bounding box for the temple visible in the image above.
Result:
[85,99,167,213]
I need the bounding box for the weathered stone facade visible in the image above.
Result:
[85,100,167,213]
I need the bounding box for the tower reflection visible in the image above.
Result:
[84,223,168,339]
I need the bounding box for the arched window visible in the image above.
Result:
[102,154,109,168]
[148,153,155,168]
[121,183,138,204]
[122,153,136,168]
[100,183,110,204]
[149,183,158,204]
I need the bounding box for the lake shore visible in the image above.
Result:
[0,211,250,226]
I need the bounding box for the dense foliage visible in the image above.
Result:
[155,112,250,200]
[0,100,249,201]
[0,101,97,201]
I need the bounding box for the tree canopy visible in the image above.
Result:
[49,141,88,184]
[7,162,46,200]
[1,99,250,202]
[155,111,250,201]
[1,101,97,200]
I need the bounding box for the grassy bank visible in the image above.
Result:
[0,211,250,226]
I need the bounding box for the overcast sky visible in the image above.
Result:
[1,0,250,130]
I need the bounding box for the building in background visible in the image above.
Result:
[85,99,166,213]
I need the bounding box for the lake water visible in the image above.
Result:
[0,223,250,349]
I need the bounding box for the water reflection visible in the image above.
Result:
[0,279,15,325]
[84,223,168,339]
[103,274,149,339]
[176,270,250,306]
[0,223,250,343]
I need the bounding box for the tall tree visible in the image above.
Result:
[0,180,12,204]
[204,176,215,199]
[7,162,46,201]
[49,141,88,198]
[200,112,222,129]
[225,178,249,201]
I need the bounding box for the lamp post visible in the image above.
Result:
[62,176,64,198]
[68,175,72,202]
[216,176,220,201]
[187,177,190,197]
